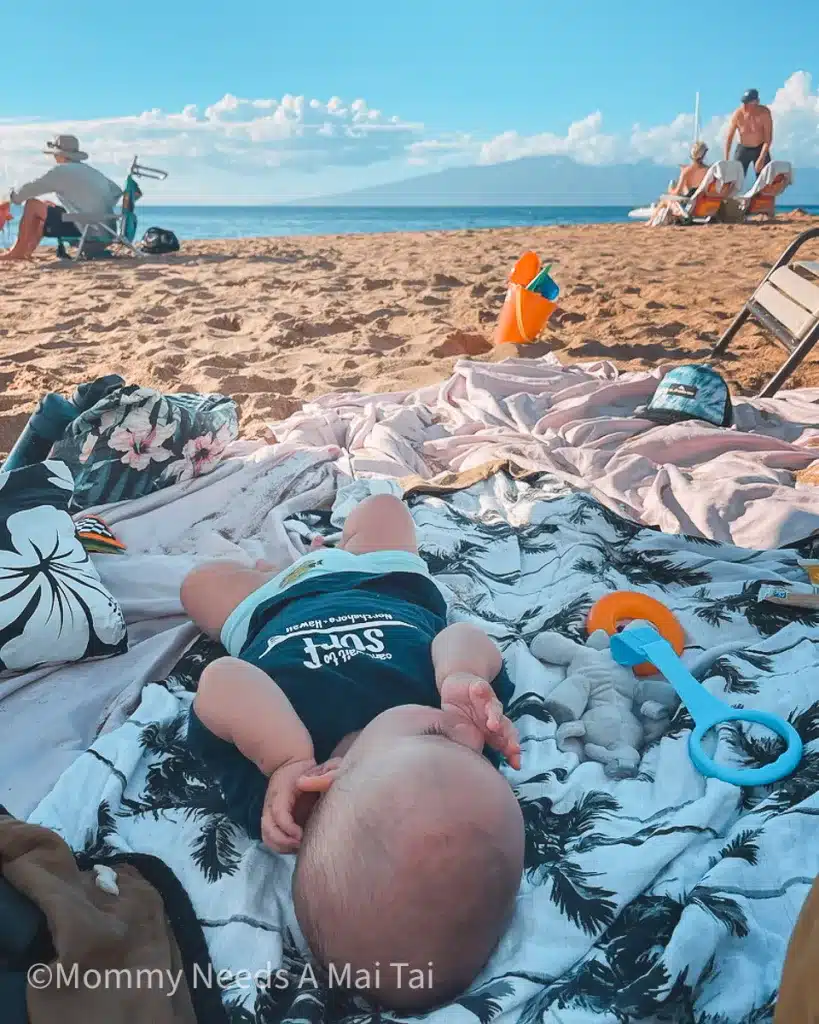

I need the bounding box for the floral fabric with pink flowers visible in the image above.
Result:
[51,385,238,510]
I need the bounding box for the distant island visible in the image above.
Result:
[294,154,819,208]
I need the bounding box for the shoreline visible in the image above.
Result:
[86,205,819,244]
[2,217,819,456]
[26,207,819,249]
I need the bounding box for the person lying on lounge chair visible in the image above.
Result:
[647,142,710,226]
[0,135,121,261]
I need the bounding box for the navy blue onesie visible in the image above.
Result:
[186,570,513,840]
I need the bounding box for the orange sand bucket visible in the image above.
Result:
[509,250,541,286]
[493,283,557,345]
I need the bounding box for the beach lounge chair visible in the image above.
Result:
[736,161,794,221]
[648,160,745,226]
[711,226,819,396]
[62,156,168,260]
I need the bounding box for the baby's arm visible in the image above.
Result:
[431,621,503,687]
[194,657,322,852]
[195,657,313,775]
[431,623,521,769]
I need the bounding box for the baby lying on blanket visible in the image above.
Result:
[180,494,525,1011]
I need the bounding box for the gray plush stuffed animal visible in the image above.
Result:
[530,624,677,778]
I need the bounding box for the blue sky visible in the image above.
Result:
[3,0,818,201]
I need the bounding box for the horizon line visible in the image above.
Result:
[131,201,819,208]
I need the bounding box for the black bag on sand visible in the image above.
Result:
[717,198,745,224]
[141,227,180,254]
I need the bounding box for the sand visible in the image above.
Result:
[2,215,819,457]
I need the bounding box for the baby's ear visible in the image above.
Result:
[297,757,342,793]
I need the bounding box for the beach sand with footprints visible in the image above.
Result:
[1,214,818,456]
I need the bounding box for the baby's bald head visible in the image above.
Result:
[292,733,524,1012]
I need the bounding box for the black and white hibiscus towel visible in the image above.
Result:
[30,472,819,1024]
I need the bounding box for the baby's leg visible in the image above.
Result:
[181,561,273,640]
[431,622,503,687]
[338,493,418,555]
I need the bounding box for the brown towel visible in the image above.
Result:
[774,876,819,1024]
[400,459,538,497]
[0,814,198,1024]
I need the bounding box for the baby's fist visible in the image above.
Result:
[261,758,314,854]
[440,673,521,770]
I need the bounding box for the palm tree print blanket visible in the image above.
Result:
[29,470,818,1024]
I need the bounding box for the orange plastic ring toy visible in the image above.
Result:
[587,592,685,676]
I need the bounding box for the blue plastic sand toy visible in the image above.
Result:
[610,625,803,787]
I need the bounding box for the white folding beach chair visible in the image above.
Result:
[712,227,819,395]
[737,161,794,221]
[650,160,745,226]
[66,156,168,260]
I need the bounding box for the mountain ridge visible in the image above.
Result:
[291,155,819,207]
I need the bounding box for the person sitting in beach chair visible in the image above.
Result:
[648,150,744,227]
[0,135,121,261]
[65,156,169,260]
[672,141,711,198]
[647,142,710,226]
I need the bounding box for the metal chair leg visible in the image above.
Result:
[74,225,90,260]
[758,322,819,397]
[712,306,751,357]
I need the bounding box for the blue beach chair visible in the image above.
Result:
[66,155,168,260]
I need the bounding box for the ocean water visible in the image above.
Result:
[14,204,818,248]
[131,205,639,241]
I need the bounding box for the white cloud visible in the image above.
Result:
[628,113,696,164]
[767,71,819,164]
[406,134,475,166]
[0,92,424,187]
[1,71,817,203]
[478,112,620,165]
[468,72,819,169]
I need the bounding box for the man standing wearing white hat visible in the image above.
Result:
[0,135,122,260]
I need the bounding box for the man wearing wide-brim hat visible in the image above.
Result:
[0,135,122,260]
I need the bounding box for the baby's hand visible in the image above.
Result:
[261,757,342,854]
[440,673,522,770]
[261,759,315,854]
